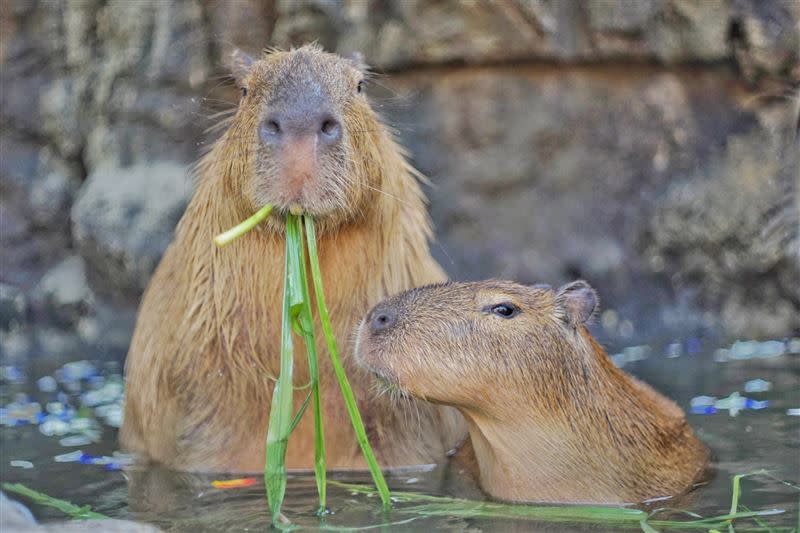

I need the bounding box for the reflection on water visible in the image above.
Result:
[2,337,799,532]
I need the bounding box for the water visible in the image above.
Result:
[2,338,798,532]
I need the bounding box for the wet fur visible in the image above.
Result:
[121,44,465,472]
[357,280,709,503]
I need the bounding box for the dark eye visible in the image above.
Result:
[241,87,247,97]
[490,303,519,319]
[357,80,365,94]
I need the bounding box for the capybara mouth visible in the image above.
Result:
[353,320,404,390]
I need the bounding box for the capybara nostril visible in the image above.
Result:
[319,116,342,144]
[369,308,396,334]
[260,118,282,144]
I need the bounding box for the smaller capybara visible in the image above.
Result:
[355,280,709,504]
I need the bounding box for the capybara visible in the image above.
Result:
[121,44,465,472]
[355,280,709,503]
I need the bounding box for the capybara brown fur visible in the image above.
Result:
[355,280,709,503]
[121,44,465,472]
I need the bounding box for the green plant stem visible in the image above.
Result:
[2,483,109,520]
[304,216,391,510]
[264,216,299,525]
[330,481,792,532]
[290,215,327,513]
[214,204,273,247]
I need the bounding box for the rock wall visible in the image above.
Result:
[1,0,798,362]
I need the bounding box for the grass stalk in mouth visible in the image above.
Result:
[263,213,298,525]
[289,214,327,514]
[304,215,392,510]
[214,207,390,524]
[213,204,274,247]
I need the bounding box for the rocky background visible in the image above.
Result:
[1,0,798,364]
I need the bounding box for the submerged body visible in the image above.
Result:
[121,45,464,472]
[356,280,709,503]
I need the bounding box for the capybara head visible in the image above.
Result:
[355,280,598,408]
[223,44,382,228]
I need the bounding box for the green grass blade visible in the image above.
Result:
[639,519,660,533]
[291,215,327,513]
[2,483,109,520]
[213,204,273,247]
[331,480,792,532]
[304,216,391,509]
[288,390,312,434]
[264,215,300,525]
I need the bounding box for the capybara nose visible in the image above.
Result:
[260,111,342,146]
[369,306,397,334]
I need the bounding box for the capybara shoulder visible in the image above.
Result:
[356,279,709,503]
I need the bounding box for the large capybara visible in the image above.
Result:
[355,280,709,503]
[121,44,465,472]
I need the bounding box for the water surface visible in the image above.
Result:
[2,337,798,531]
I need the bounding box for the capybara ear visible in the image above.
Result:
[555,280,598,327]
[230,48,255,88]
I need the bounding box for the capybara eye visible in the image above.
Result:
[491,303,519,318]
[357,80,365,94]
[241,87,247,97]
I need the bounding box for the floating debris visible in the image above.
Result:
[46,402,65,415]
[713,348,731,362]
[787,408,800,417]
[689,396,717,415]
[405,478,419,484]
[54,450,84,463]
[714,392,768,417]
[37,375,58,393]
[78,453,112,465]
[685,338,702,355]
[1,400,42,426]
[713,339,795,362]
[787,338,800,354]
[690,392,768,416]
[81,379,123,408]
[743,379,772,393]
[39,419,70,436]
[665,342,682,358]
[690,396,716,407]
[212,478,257,489]
[10,460,33,469]
[95,403,123,428]
[58,360,97,383]
[610,345,651,367]
[1,366,25,383]
[59,435,92,447]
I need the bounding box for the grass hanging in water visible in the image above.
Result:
[330,471,797,532]
[214,206,390,525]
[305,215,391,509]
[289,214,327,514]
[2,482,109,520]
